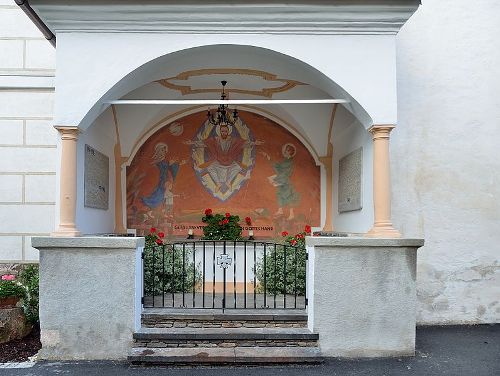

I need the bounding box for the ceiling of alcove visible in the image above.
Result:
[111,67,339,158]
[154,68,305,98]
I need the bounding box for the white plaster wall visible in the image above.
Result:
[332,106,373,233]
[75,109,116,235]
[394,0,500,323]
[54,33,397,128]
[33,237,144,360]
[0,0,498,325]
[0,0,56,263]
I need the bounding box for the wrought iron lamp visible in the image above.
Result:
[207,80,238,126]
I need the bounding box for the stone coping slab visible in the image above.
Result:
[31,236,145,249]
[142,308,307,321]
[306,236,424,248]
[134,327,318,340]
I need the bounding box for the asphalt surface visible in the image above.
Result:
[1,325,499,376]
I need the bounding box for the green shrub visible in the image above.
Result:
[143,244,201,296]
[18,265,39,324]
[255,243,307,296]
[255,228,310,296]
[143,227,201,296]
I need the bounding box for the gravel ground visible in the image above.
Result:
[0,325,41,363]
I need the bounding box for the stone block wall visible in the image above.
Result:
[0,0,56,263]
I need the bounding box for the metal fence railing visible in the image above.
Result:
[142,240,307,310]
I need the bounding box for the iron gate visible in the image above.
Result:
[141,240,307,310]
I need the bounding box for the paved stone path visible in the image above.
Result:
[0,325,498,375]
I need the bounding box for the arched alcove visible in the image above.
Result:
[126,110,321,238]
[74,44,375,236]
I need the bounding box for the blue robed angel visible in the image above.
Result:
[141,143,181,209]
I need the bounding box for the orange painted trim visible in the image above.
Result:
[52,126,81,237]
[366,124,401,238]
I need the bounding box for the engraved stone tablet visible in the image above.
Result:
[84,144,109,210]
[338,147,362,212]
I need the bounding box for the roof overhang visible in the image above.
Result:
[21,0,420,48]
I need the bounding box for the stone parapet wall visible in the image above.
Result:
[306,237,424,358]
[32,236,144,360]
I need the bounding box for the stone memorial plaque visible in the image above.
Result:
[84,144,109,210]
[338,147,362,212]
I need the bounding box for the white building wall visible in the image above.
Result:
[76,110,116,235]
[53,33,396,130]
[394,0,500,323]
[0,0,56,263]
[0,0,498,325]
[332,106,373,233]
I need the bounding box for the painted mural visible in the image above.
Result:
[126,111,320,238]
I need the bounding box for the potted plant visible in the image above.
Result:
[0,274,25,309]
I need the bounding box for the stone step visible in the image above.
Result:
[133,327,319,348]
[134,327,318,341]
[141,308,308,328]
[128,346,323,365]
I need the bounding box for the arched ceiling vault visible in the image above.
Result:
[100,65,360,160]
[83,45,372,133]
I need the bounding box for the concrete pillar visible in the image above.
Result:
[366,125,401,238]
[52,126,80,237]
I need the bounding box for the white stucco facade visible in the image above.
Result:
[393,0,500,324]
[0,0,499,325]
[0,0,56,263]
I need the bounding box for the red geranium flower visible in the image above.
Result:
[222,218,229,225]
[156,239,163,245]
[245,217,252,225]
[281,231,288,237]
[225,212,231,218]
[150,227,156,233]
[290,239,297,246]
[304,225,312,234]
[158,232,165,238]
[204,208,213,216]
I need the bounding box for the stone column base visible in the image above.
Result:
[51,224,81,237]
[365,222,401,238]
